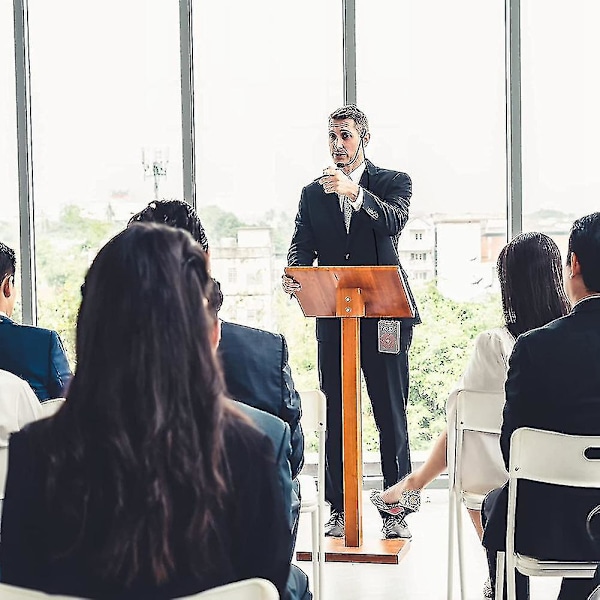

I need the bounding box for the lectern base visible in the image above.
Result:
[296,537,410,565]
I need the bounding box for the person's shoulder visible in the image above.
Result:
[367,160,410,182]
[221,321,283,345]
[232,401,287,442]
[223,404,278,457]
[518,313,571,345]
[3,320,58,340]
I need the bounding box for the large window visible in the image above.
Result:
[193,0,343,389]
[27,0,184,358]
[0,4,20,318]
[357,0,507,450]
[521,1,600,257]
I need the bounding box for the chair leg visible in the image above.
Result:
[456,497,467,600]
[447,489,456,600]
[310,509,320,600]
[495,551,505,600]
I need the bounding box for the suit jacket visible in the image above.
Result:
[234,401,295,533]
[0,413,291,599]
[483,297,600,560]
[0,316,72,401]
[287,159,420,342]
[219,321,304,478]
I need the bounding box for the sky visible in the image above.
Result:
[2,0,600,225]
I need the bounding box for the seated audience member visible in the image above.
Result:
[0,369,41,500]
[128,201,310,599]
[0,242,72,401]
[370,232,570,597]
[0,225,293,599]
[482,213,600,600]
[128,200,304,479]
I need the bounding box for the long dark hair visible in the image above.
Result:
[42,223,232,585]
[497,232,570,338]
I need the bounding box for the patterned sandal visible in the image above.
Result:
[370,487,421,516]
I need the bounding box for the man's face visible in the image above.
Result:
[328,118,367,167]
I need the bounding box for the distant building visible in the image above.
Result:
[210,227,276,330]
[398,217,436,284]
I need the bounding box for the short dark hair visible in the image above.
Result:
[0,242,16,280]
[329,105,369,138]
[497,232,570,338]
[567,212,600,292]
[128,200,222,312]
[128,200,209,252]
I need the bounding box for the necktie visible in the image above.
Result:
[342,196,353,233]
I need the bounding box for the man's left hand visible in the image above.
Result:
[319,167,360,200]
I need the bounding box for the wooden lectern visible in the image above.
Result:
[285,265,415,563]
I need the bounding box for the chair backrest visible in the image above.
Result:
[506,428,600,564]
[180,578,279,599]
[299,390,326,434]
[38,398,66,419]
[0,583,83,599]
[508,428,600,488]
[452,390,505,493]
[456,390,505,435]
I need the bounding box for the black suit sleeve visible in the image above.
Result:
[360,171,412,236]
[287,187,317,267]
[47,330,72,399]
[500,335,540,468]
[279,335,304,479]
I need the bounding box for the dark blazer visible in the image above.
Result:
[0,316,72,401]
[219,321,304,479]
[0,415,292,599]
[287,159,420,341]
[483,297,600,561]
[235,402,294,531]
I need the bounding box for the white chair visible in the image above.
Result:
[495,427,600,599]
[181,578,279,599]
[38,397,66,419]
[0,578,279,600]
[0,583,83,599]
[447,390,506,600]
[297,389,326,600]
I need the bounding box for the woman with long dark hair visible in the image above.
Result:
[370,233,569,565]
[0,224,291,598]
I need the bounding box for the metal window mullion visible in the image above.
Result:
[13,0,37,325]
[505,0,523,239]
[179,0,196,210]
[343,0,357,105]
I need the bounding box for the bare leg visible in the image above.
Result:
[381,429,448,502]
[467,508,484,541]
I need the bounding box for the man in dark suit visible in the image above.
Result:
[0,242,72,401]
[482,212,600,599]
[219,321,304,479]
[128,201,310,599]
[284,105,420,539]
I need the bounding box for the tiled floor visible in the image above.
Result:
[294,489,562,599]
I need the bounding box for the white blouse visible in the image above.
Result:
[446,327,515,494]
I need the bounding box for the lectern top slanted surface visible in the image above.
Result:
[284,265,415,319]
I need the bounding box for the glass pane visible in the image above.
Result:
[357,0,507,452]
[193,0,343,391]
[28,0,183,360]
[0,4,21,319]
[521,0,600,257]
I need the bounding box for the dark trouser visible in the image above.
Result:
[482,488,597,600]
[318,320,413,513]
